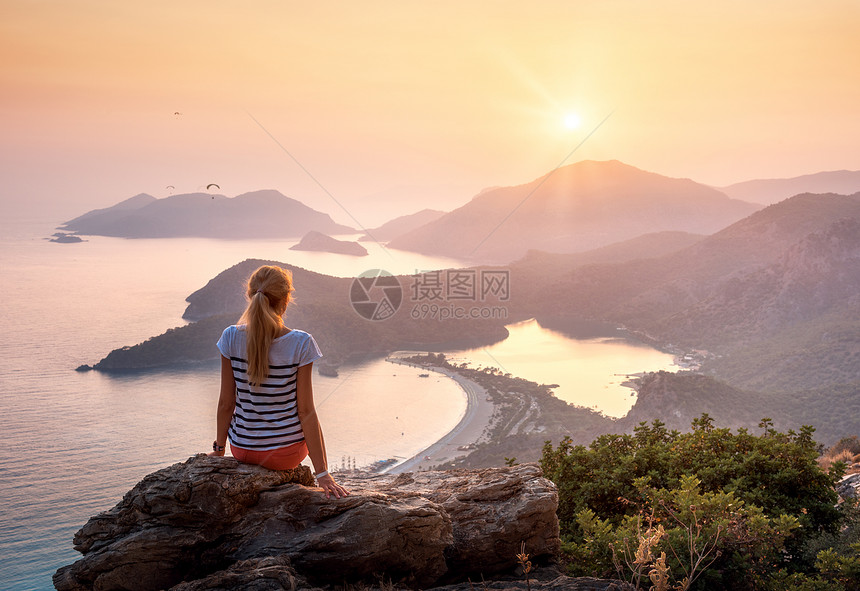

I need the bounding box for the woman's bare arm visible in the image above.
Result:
[296,363,348,498]
[209,355,236,456]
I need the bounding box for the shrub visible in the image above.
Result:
[541,416,844,589]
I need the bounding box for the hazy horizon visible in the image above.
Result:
[2,1,859,226]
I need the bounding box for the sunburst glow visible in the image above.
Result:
[563,112,582,130]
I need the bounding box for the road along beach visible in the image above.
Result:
[385,352,496,474]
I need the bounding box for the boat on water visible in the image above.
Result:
[418,373,430,377]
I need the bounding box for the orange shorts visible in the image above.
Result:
[230,440,308,470]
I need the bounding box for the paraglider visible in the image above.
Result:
[206,183,220,190]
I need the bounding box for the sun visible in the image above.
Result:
[563,112,582,130]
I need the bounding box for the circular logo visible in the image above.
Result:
[349,269,402,321]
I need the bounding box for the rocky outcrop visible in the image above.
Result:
[54,457,562,591]
[837,472,860,501]
[167,557,637,591]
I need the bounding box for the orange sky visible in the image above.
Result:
[2,1,858,224]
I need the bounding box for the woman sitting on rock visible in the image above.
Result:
[209,265,348,499]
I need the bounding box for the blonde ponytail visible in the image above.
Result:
[238,266,294,386]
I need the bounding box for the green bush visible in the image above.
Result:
[568,475,799,590]
[541,415,844,589]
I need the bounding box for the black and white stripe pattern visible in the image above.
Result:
[227,356,305,450]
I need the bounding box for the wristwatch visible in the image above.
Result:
[212,441,225,452]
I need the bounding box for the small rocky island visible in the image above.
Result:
[290,230,368,256]
[51,456,634,591]
[49,232,85,243]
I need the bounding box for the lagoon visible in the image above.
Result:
[452,318,677,417]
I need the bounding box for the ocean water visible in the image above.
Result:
[0,215,676,590]
[0,218,468,590]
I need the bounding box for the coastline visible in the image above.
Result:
[384,353,496,474]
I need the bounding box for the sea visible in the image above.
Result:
[0,215,676,590]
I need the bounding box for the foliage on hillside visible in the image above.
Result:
[618,372,770,434]
[94,314,234,370]
[540,417,857,590]
[619,372,860,449]
[706,313,860,393]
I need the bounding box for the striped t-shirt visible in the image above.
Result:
[216,325,323,451]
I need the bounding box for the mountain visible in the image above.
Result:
[660,215,860,391]
[59,190,354,238]
[388,160,759,262]
[515,230,705,270]
[290,231,368,256]
[720,170,860,205]
[358,208,446,242]
[61,193,157,227]
[513,192,860,393]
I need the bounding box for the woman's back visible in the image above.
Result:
[217,325,322,450]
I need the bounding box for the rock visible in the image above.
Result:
[53,457,316,591]
[341,464,561,579]
[168,556,319,591]
[289,231,368,256]
[54,457,559,591]
[837,472,860,500]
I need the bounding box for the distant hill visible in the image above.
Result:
[515,230,704,270]
[290,231,368,256]
[514,192,860,393]
[62,193,157,228]
[720,170,860,205]
[359,208,446,243]
[91,259,509,371]
[59,190,354,238]
[388,160,759,262]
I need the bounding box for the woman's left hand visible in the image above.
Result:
[208,450,225,457]
[317,473,349,499]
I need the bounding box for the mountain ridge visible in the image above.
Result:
[359,208,446,242]
[59,189,354,239]
[720,170,860,205]
[513,192,860,392]
[388,160,759,262]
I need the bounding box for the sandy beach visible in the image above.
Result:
[384,353,496,474]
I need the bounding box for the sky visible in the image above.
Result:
[2,0,859,226]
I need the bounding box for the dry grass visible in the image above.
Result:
[818,436,860,475]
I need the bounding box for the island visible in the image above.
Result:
[49,232,85,243]
[289,231,368,256]
[58,190,355,239]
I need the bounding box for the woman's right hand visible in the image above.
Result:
[317,473,349,499]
